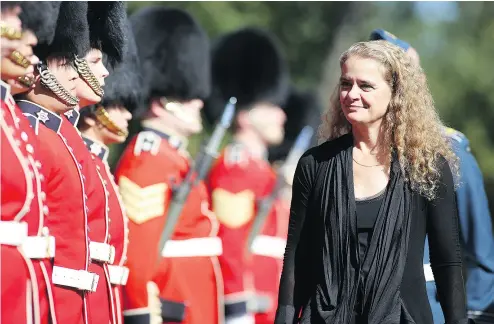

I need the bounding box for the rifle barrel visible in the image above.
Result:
[157,98,237,256]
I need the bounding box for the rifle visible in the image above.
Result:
[246,125,315,251]
[158,98,237,256]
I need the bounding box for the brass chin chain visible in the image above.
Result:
[9,50,30,68]
[74,56,104,97]
[37,63,79,107]
[95,106,128,137]
[17,75,35,87]
[1,24,31,71]
[0,23,22,40]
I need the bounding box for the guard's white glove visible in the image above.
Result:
[147,281,162,324]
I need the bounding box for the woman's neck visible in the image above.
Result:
[352,122,383,155]
[351,122,391,166]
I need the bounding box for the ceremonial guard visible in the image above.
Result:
[267,87,321,245]
[115,7,223,324]
[1,2,60,323]
[78,19,142,324]
[204,28,289,324]
[14,2,98,323]
[268,87,320,164]
[65,2,127,323]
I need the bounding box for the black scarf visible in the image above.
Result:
[300,134,413,323]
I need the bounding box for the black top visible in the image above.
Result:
[356,190,385,265]
[275,135,468,324]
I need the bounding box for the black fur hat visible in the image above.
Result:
[87,1,127,68]
[268,87,321,163]
[204,27,289,124]
[130,6,211,103]
[1,2,22,11]
[19,2,61,45]
[33,1,89,61]
[100,20,142,114]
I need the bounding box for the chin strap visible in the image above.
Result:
[17,75,35,87]
[0,23,22,40]
[37,62,79,107]
[1,25,35,87]
[74,55,104,97]
[9,50,30,69]
[94,106,128,137]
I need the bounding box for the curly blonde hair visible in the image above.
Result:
[318,40,457,200]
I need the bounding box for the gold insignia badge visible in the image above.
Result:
[118,176,168,224]
[212,189,255,228]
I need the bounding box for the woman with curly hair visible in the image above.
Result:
[275,40,470,324]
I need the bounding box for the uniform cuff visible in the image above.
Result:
[124,311,150,324]
[161,298,186,323]
[225,299,248,318]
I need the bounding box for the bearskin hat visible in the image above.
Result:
[2,2,22,11]
[99,20,142,114]
[87,1,127,68]
[19,2,61,45]
[204,27,290,124]
[268,87,321,163]
[33,1,89,61]
[130,6,211,103]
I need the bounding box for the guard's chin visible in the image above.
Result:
[189,123,203,135]
[264,130,284,145]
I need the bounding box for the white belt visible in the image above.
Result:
[52,266,99,292]
[162,237,223,257]
[225,315,256,324]
[0,221,55,259]
[89,241,115,263]
[424,263,435,282]
[0,221,28,246]
[250,235,286,259]
[107,265,129,286]
[22,236,56,259]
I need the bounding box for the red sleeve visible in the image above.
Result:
[115,138,174,311]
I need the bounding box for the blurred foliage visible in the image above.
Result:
[110,1,494,210]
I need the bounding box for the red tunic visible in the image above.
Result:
[83,136,130,324]
[17,100,92,324]
[1,81,56,324]
[207,143,287,323]
[60,111,115,324]
[115,127,223,324]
